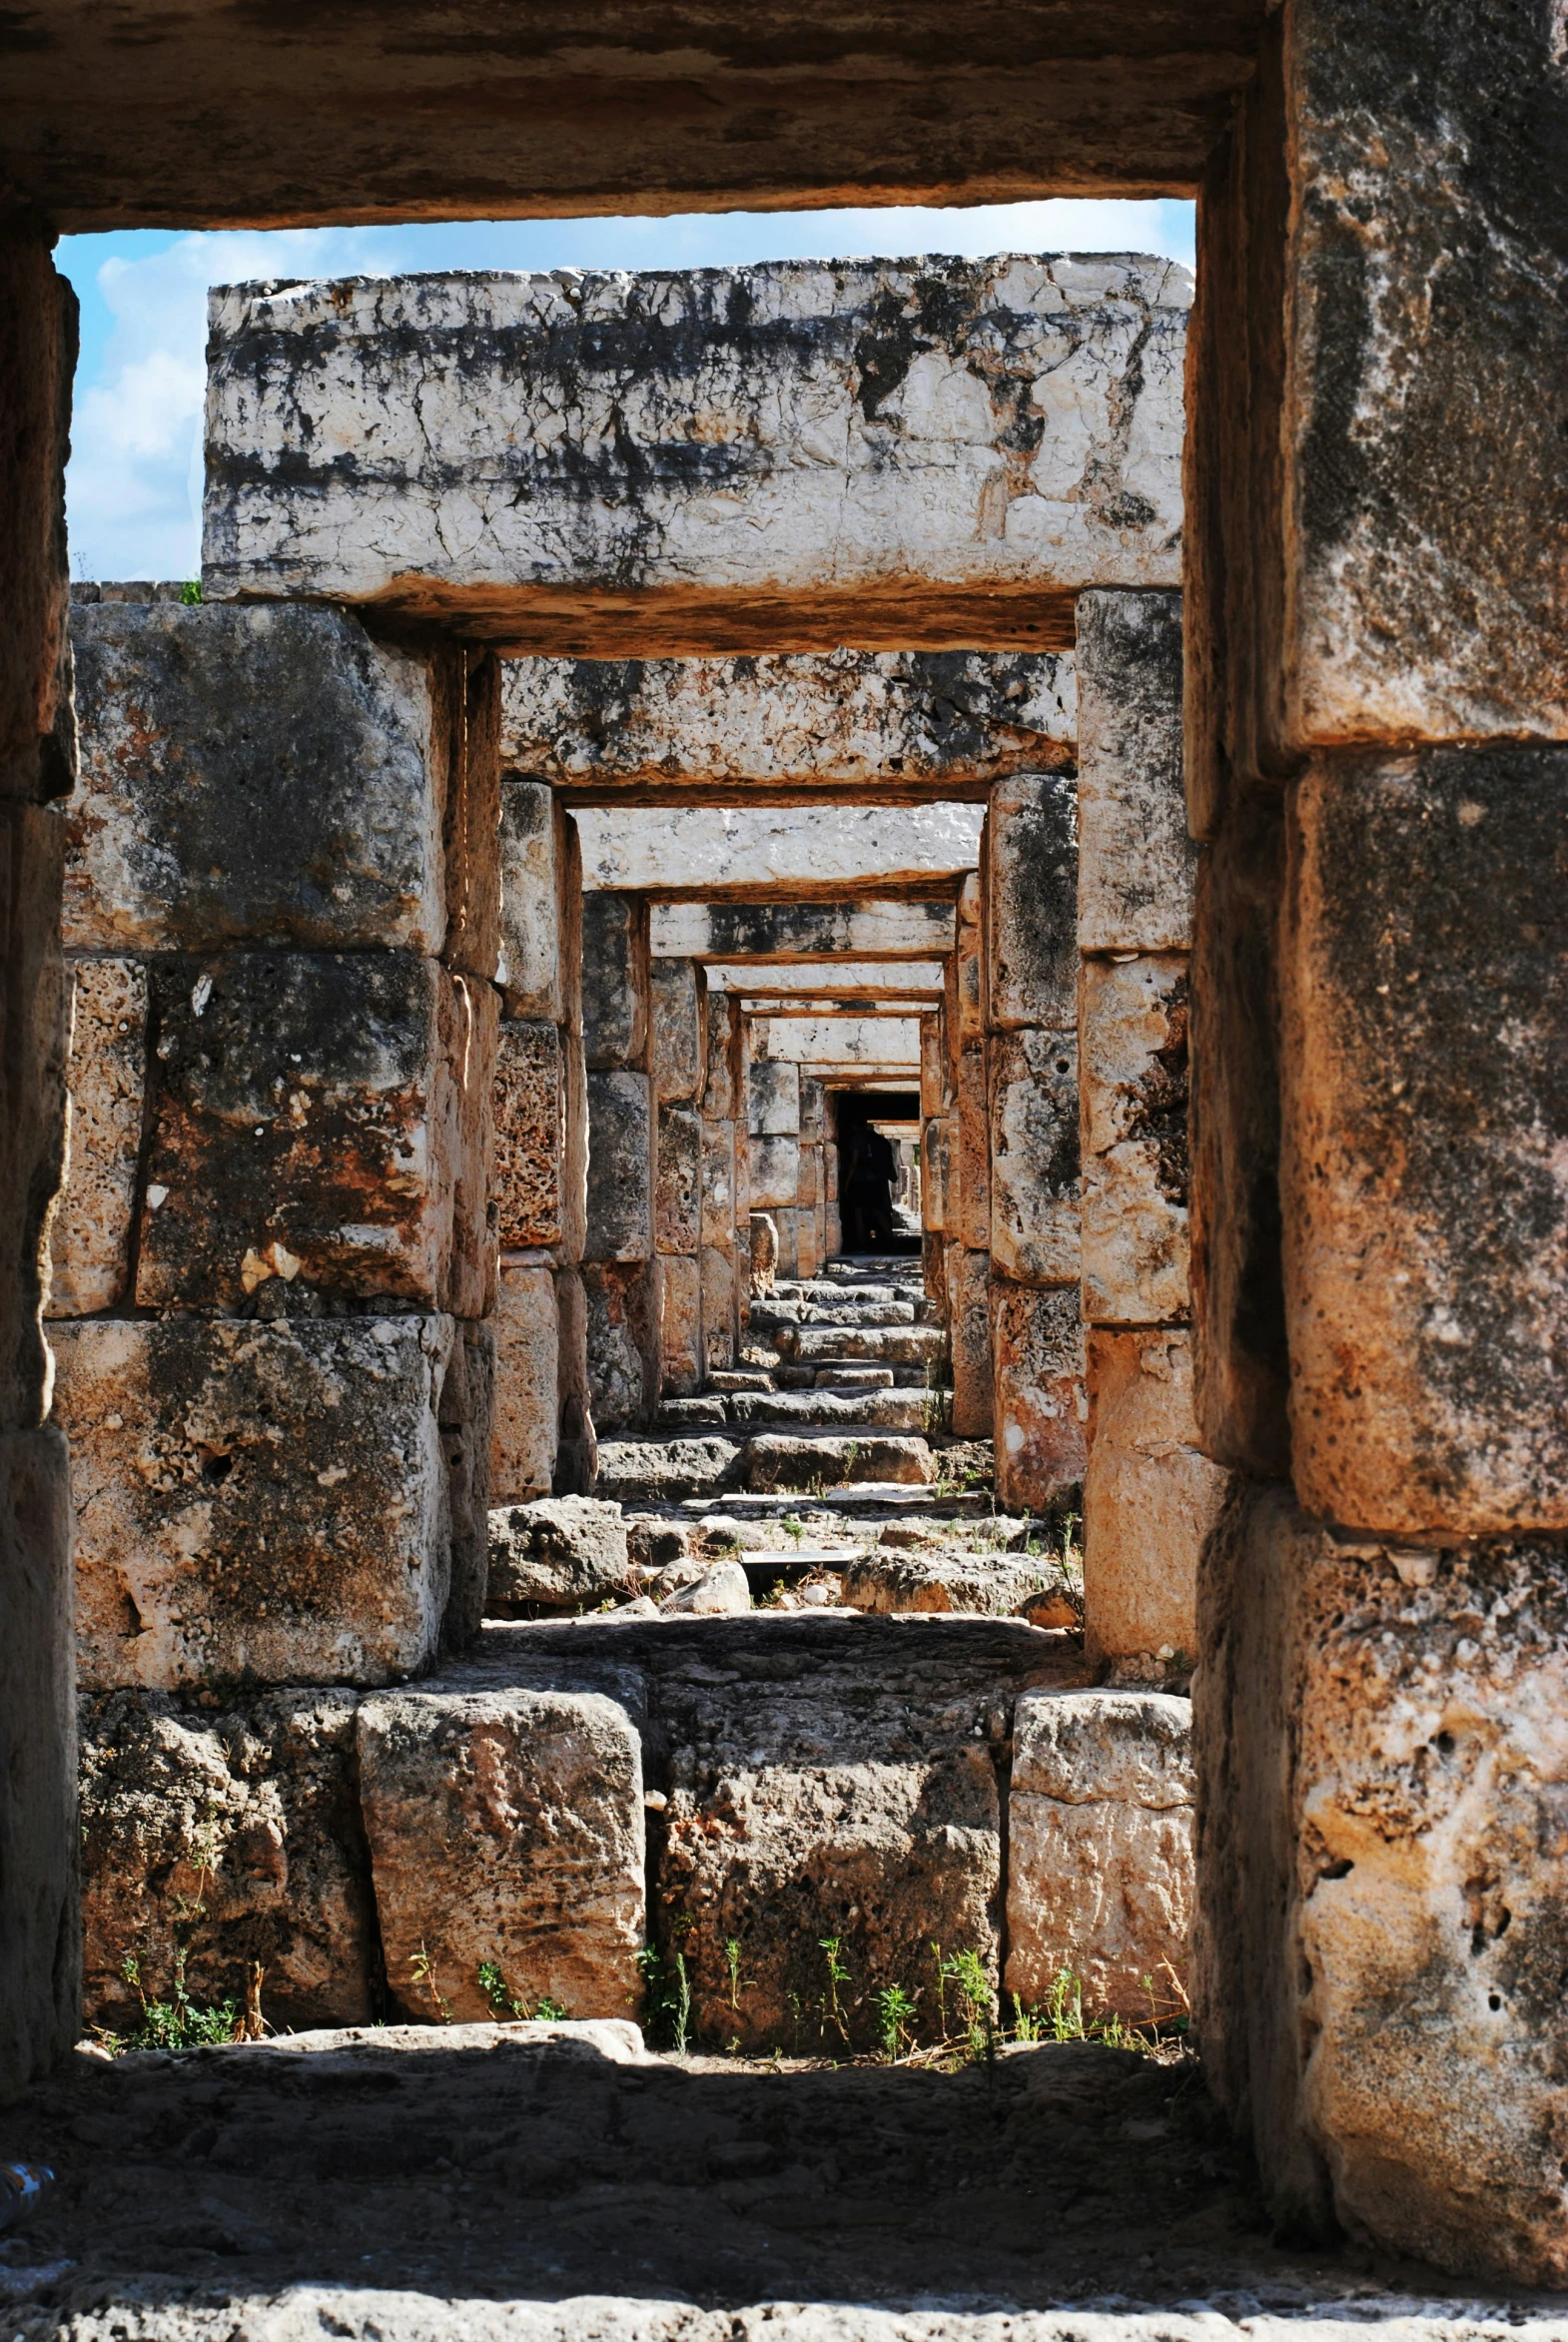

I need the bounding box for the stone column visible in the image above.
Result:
[52,593,501,1683]
[1188,2,1568,2279]
[699,991,744,1373]
[796,1076,826,1279]
[747,1028,801,1279]
[984,772,1085,1505]
[493,780,591,1497]
[650,955,706,1396]
[919,1006,948,1309]
[1076,594,1225,1674]
[580,891,660,1428]
[946,875,992,1434]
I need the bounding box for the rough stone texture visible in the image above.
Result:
[842,1552,1079,1623]
[755,1018,922,1075]
[991,1278,1088,1511]
[493,1019,562,1250]
[489,1264,559,1503]
[486,1496,629,1614]
[954,1042,990,1250]
[583,1260,660,1432]
[1280,750,1568,1535]
[700,1243,737,1375]
[746,1433,936,1491]
[135,952,495,1315]
[649,959,705,1103]
[712,959,945,1004]
[654,1105,701,1254]
[699,1120,736,1250]
[1187,799,1290,1477]
[585,1073,653,1262]
[2,803,70,1432]
[205,260,1187,646]
[1080,952,1189,1326]
[747,1058,799,1139]
[989,1029,1079,1288]
[701,993,742,1119]
[551,1263,596,1498]
[948,1247,994,1440]
[1076,589,1195,953]
[785,1322,939,1368]
[578,804,984,897]
[653,900,956,964]
[921,1116,950,1232]
[48,956,147,1315]
[0,236,74,809]
[55,1313,454,1691]
[502,652,1075,792]
[987,771,1079,1030]
[78,1686,375,2035]
[65,603,452,956]
[439,1318,496,1654]
[727,1389,932,1434]
[748,1135,800,1214]
[1007,1689,1193,2021]
[496,781,576,1024]
[581,893,647,1072]
[659,1252,703,1398]
[920,1011,947,1119]
[1083,1331,1224,1666]
[660,1557,751,1615]
[358,1681,645,2023]
[0,1428,78,2093]
[1196,1478,1568,2284]
[593,1434,743,1505]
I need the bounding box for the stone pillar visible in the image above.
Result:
[747,1029,801,1279]
[0,228,79,2096]
[947,875,992,1434]
[984,771,1085,1501]
[581,891,659,1428]
[52,594,501,1684]
[796,1076,826,1279]
[699,991,743,1372]
[1076,594,1225,1673]
[650,955,706,1396]
[494,780,591,1496]
[1188,2,1568,2279]
[919,1006,948,1307]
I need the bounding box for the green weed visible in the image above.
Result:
[179,579,202,605]
[819,1936,851,2044]
[874,1981,918,2062]
[410,1940,452,2022]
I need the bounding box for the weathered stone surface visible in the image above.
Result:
[652,899,956,964]
[747,1134,799,1214]
[1083,1331,1224,1667]
[65,603,448,956]
[493,1019,562,1250]
[439,1318,496,1653]
[486,1496,629,1614]
[0,1428,78,2092]
[135,952,494,1314]
[660,1557,751,1615]
[1076,589,1195,953]
[754,1015,922,1070]
[747,1057,799,1139]
[1007,1689,1193,2021]
[654,1105,701,1254]
[2,803,70,1432]
[1280,750,1568,1535]
[699,1120,736,1250]
[954,1041,990,1250]
[788,1323,939,1366]
[48,956,146,1315]
[580,892,647,1071]
[585,1072,652,1262]
[701,992,741,1119]
[948,1246,994,1440]
[991,1278,1088,1511]
[987,771,1078,1030]
[649,959,705,1104]
[728,1389,932,1433]
[578,803,984,897]
[430,646,503,987]
[206,260,1186,643]
[55,1313,454,1691]
[496,781,573,1023]
[700,1243,737,1375]
[1080,952,1188,1326]
[593,1434,743,1505]
[489,1264,559,1504]
[79,1685,375,2035]
[842,1551,1079,1623]
[746,1433,935,1491]
[659,1251,703,1397]
[989,1030,1079,1288]
[920,1010,947,1119]
[712,959,945,1004]
[582,1259,660,1431]
[921,1115,950,1232]
[359,1681,645,2023]
[551,1262,596,1498]
[1196,1479,1568,2283]
[502,652,1075,790]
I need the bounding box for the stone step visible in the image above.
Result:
[786,1323,947,1365]
[656,1395,730,1429]
[745,1431,936,1490]
[840,1549,1083,1626]
[813,1365,894,1389]
[705,1368,775,1393]
[749,1296,918,1331]
[725,1388,939,1433]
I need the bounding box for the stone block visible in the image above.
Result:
[583,1259,660,1432]
[654,899,957,964]
[55,1314,454,1691]
[584,1071,652,1262]
[659,1252,703,1398]
[649,958,705,1104]
[559,1013,588,1265]
[1083,1330,1224,1667]
[0,1428,78,2094]
[1281,749,1568,1535]
[1076,589,1195,953]
[358,1682,645,2024]
[989,1030,1079,1288]
[581,893,647,1071]
[66,602,448,956]
[956,920,985,1046]
[955,1041,990,1250]
[1,803,69,1432]
[748,1133,800,1214]
[991,1277,1088,1510]
[842,1551,1079,1623]
[493,1018,562,1250]
[1081,952,1189,1326]
[949,1246,994,1439]
[660,1557,751,1615]
[699,1119,735,1249]
[1007,1689,1193,2021]
[745,1433,935,1491]
[496,780,571,1022]
[702,994,742,1121]
[134,952,494,1314]
[789,1323,940,1366]
[432,645,503,986]
[551,1262,596,1497]
[580,802,984,898]
[654,1104,700,1255]
[486,1496,629,1614]
[987,770,1078,1030]
[748,1056,799,1139]
[754,1014,922,1072]
[594,1435,743,1505]
[439,1318,495,1653]
[920,1010,947,1120]
[79,1686,375,2036]
[206,259,1186,641]
[502,651,1075,790]
[489,1263,559,1505]
[1196,1479,1568,2284]
[921,1116,951,1232]
[701,1244,738,1375]
[48,956,146,1316]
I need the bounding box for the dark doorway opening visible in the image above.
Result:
[834,1090,922,1254]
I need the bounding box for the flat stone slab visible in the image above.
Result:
[840,1552,1082,1625]
[595,1436,746,1505]
[578,805,983,898]
[725,1389,934,1433]
[487,1497,630,1614]
[652,899,957,962]
[745,1433,935,1490]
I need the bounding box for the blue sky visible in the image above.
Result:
[57,199,1194,584]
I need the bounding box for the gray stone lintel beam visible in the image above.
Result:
[576,804,983,901]
[651,900,957,962]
